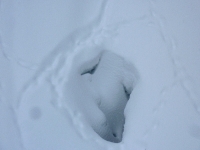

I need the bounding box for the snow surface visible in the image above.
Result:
[78,49,137,143]
[0,0,200,150]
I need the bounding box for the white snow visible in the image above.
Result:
[78,49,137,142]
[0,0,200,150]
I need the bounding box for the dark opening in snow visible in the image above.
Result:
[81,58,101,75]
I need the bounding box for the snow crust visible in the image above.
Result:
[0,0,200,150]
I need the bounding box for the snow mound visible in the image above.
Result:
[67,48,138,143]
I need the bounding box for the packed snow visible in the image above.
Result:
[0,0,200,150]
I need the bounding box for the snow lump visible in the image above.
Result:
[67,48,138,143]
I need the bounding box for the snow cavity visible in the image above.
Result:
[67,48,138,143]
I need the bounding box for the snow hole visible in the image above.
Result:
[72,50,138,143]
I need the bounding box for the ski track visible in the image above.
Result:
[142,0,200,145]
[1,2,25,149]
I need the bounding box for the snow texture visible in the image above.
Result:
[0,0,200,150]
[74,49,137,142]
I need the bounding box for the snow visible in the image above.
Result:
[79,50,137,142]
[0,0,200,150]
